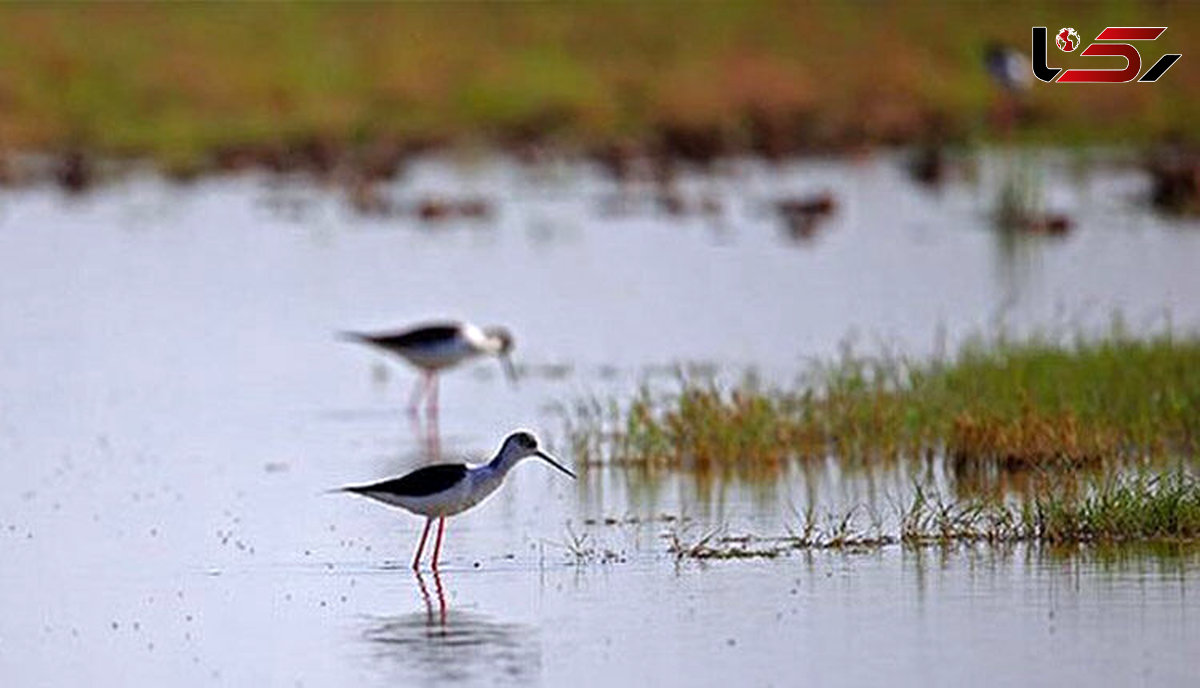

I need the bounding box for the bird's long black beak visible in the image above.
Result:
[500,354,519,387]
[536,450,576,479]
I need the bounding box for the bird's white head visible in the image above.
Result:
[494,430,575,479]
[482,326,515,354]
[482,326,518,385]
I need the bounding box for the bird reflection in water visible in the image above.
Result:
[362,570,541,684]
[408,407,441,460]
[416,568,447,625]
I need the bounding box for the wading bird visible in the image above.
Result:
[983,42,1032,94]
[336,430,575,570]
[341,321,517,416]
[983,42,1031,135]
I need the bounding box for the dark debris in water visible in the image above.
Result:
[1146,138,1200,216]
[345,187,497,223]
[582,513,691,527]
[670,534,900,560]
[775,191,838,242]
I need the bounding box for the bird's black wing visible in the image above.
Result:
[345,323,462,350]
[346,463,469,498]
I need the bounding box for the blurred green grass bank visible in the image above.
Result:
[0,2,1196,174]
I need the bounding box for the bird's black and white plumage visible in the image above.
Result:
[337,431,574,517]
[341,320,514,372]
[344,463,469,500]
[351,323,466,354]
[340,320,517,414]
[336,431,575,570]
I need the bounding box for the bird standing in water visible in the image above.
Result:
[341,321,517,416]
[983,42,1031,135]
[983,42,1032,94]
[335,430,575,570]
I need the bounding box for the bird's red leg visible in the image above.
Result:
[431,516,446,571]
[426,372,440,418]
[407,372,430,416]
[412,517,433,570]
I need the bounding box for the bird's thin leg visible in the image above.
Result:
[407,372,430,416]
[412,517,433,571]
[431,516,446,571]
[427,410,441,459]
[426,372,440,418]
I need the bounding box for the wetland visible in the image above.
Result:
[1,150,1198,685]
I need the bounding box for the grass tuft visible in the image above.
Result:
[566,330,1200,476]
[661,471,1200,561]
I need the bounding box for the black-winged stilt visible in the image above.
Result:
[341,321,516,416]
[336,430,574,570]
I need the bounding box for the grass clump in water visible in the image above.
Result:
[1027,472,1200,544]
[566,330,1200,475]
[663,471,1200,560]
[897,471,1200,545]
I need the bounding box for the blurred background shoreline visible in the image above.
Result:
[0,2,1196,182]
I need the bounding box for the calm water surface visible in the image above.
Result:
[0,152,1198,685]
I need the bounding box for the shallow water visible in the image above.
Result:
[1,151,1198,685]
